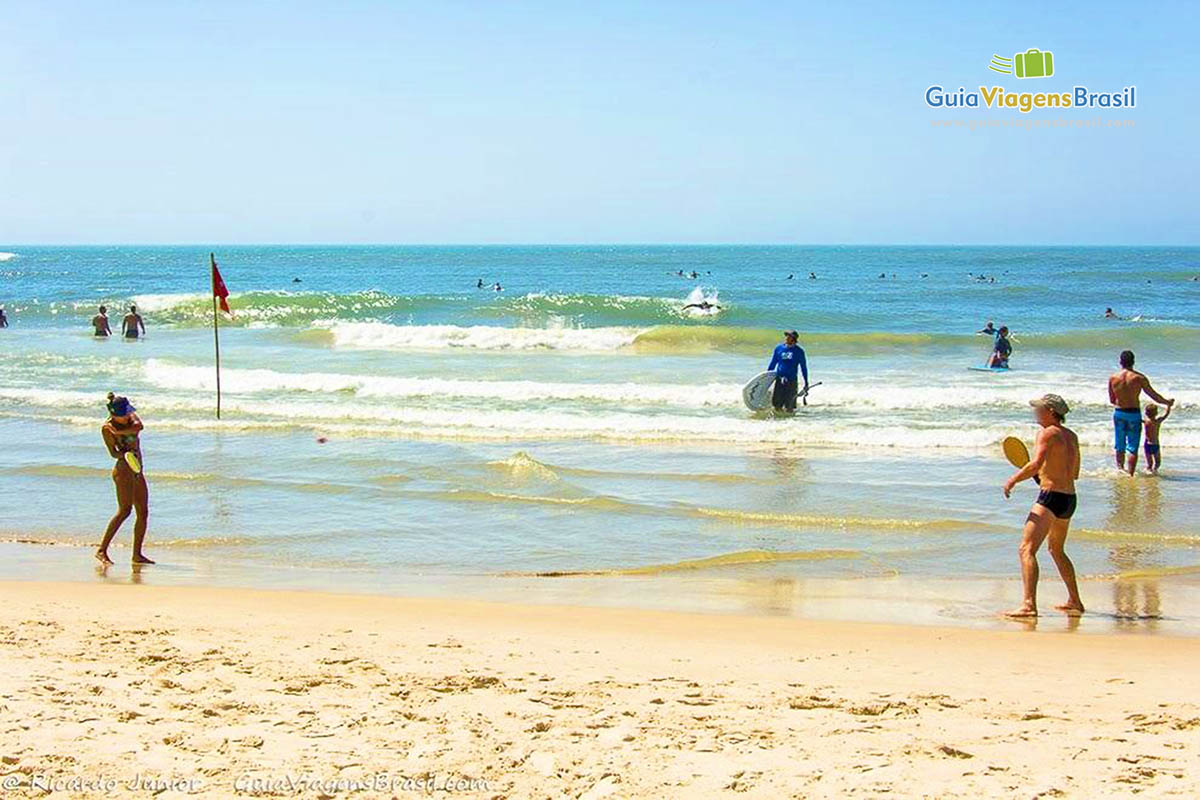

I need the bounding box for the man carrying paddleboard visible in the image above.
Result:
[767,330,808,414]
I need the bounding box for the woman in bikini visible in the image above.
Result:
[96,393,153,565]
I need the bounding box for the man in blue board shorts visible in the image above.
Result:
[1108,350,1174,476]
[767,330,808,414]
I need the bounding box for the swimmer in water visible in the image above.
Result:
[96,393,153,566]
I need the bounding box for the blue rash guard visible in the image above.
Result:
[768,343,808,384]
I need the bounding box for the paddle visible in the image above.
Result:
[799,381,823,407]
[1001,436,1039,485]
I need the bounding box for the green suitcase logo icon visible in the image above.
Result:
[1014,48,1053,79]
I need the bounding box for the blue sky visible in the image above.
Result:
[2,1,1196,244]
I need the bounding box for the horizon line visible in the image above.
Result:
[4,242,1198,248]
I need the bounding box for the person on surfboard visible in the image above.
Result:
[97,393,153,566]
[767,330,808,414]
[1002,393,1083,618]
[986,326,1012,368]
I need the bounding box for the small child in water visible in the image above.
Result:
[1143,403,1172,474]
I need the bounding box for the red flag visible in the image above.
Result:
[211,254,231,315]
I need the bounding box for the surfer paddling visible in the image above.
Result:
[767,330,808,414]
[96,393,153,566]
[1002,394,1083,618]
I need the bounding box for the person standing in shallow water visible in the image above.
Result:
[97,393,153,566]
[122,304,145,339]
[1003,394,1083,618]
[767,330,809,415]
[1108,350,1173,476]
[92,306,112,337]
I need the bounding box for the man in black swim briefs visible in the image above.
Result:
[1002,393,1084,618]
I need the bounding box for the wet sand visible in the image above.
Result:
[2,581,1198,798]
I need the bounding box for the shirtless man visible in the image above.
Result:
[1108,350,1173,476]
[122,305,146,339]
[1003,394,1083,617]
[92,305,112,337]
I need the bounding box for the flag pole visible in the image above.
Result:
[210,252,222,420]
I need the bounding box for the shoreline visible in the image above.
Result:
[3,539,1198,637]
[2,580,1199,797]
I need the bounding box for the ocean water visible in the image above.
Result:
[1,245,1198,631]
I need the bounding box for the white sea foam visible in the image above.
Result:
[140,360,1200,413]
[4,384,1197,450]
[128,292,209,312]
[142,360,738,406]
[318,321,644,351]
[0,252,17,261]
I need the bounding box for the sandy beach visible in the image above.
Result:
[2,581,1198,798]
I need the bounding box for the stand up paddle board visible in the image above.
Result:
[968,365,1010,372]
[743,375,822,411]
[742,372,776,411]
